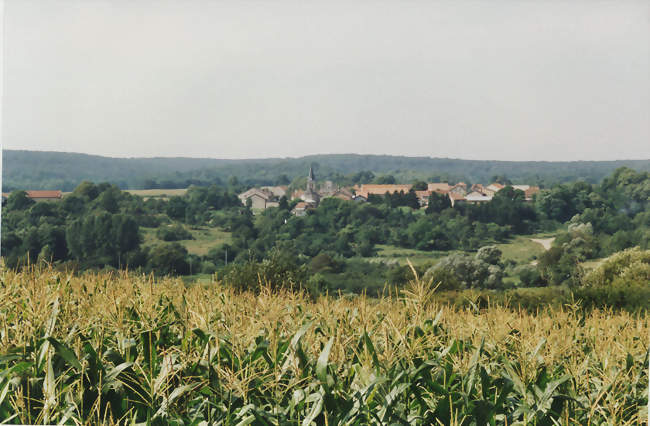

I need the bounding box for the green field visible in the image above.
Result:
[373,232,558,268]
[372,244,455,266]
[125,188,188,199]
[141,224,231,256]
[494,234,549,263]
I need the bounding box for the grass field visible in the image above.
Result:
[373,231,558,268]
[494,235,548,263]
[141,225,231,256]
[125,188,188,199]
[0,267,647,424]
[372,244,455,266]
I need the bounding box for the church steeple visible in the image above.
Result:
[306,167,316,192]
[302,166,320,206]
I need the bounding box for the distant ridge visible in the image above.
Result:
[3,149,649,191]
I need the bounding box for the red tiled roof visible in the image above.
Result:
[448,192,466,200]
[26,190,63,199]
[359,184,413,195]
[427,183,451,193]
[524,186,540,198]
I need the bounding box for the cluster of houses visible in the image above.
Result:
[352,182,539,207]
[237,168,365,216]
[238,169,540,216]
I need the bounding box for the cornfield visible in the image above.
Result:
[0,266,647,425]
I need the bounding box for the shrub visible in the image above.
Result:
[424,248,504,290]
[575,247,650,310]
[156,224,194,241]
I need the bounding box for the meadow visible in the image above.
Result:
[0,266,647,425]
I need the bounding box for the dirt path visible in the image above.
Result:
[531,237,555,251]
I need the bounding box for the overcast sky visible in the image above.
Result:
[2,0,649,160]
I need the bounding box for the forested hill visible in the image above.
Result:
[3,149,650,191]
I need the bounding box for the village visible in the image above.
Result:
[237,168,540,216]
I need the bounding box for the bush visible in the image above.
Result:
[156,224,193,241]
[515,265,546,287]
[574,247,650,310]
[424,248,504,290]
[147,242,190,275]
[223,247,308,292]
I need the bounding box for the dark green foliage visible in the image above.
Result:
[424,248,504,290]
[5,149,649,191]
[425,191,451,213]
[156,224,193,241]
[516,265,546,287]
[574,247,650,311]
[147,243,190,275]
[5,191,34,210]
[222,247,308,292]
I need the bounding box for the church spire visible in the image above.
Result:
[308,167,315,182]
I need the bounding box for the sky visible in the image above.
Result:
[1,0,649,161]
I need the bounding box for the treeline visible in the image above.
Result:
[0,182,242,274]
[4,149,649,191]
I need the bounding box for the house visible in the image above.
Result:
[28,190,63,202]
[328,188,354,201]
[448,192,466,207]
[427,183,452,194]
[415,190,432,206]
[449,182,467,196]
[355,184,412,199]
[486,183,505,194]
[471,183,486,193]
[238,188,277,209]
[260,186,288,198]
[465,191,493,204]
[523,186,540,201]
[292,201,314,217]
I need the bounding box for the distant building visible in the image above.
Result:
[238,188,278,209]
[329,188,354,201]
[485,183,505,195]
[29,190,63,202]
[449,182,467,196]
[515,185,541,201]
[448,192,466,207]
[292,201,314,217]
[415,190,432,206]
[465,191,493,203]
[355,184,412,199]
[260,186,288,198]
[427,183,451,194]
[301,167,320,206]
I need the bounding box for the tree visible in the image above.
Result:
[412,180,428,191]
[147,243,190,275]
[425,192,451,214]
[6,191,34,211]
[166,196,188,220]
[374,175,396,184]
[424,251,504,290]
[73,181,100,201]
[476,245,502,265]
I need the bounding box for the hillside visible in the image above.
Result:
[3,149,650,191]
